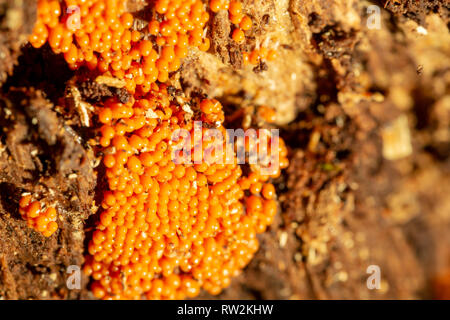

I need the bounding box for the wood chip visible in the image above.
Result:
[382,115,412,160]
[95,75,126,88]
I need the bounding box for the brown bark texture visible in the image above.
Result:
[0,0,449,299]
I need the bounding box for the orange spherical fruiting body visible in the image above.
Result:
[231,28,245,43]
[209,0,222,13]
[258,105,277,123]
[229,1,243,17]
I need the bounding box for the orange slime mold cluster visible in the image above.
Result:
[30,0,210,93]
[85,87,288,299]
[29,0,289,299]
[19,195,59,237]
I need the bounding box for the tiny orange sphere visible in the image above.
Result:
[262,183,276,199]
[210,0,222,12]
[239,15,252,31]
[231,28,245,43]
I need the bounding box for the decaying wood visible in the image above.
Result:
[0,0,449,299]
